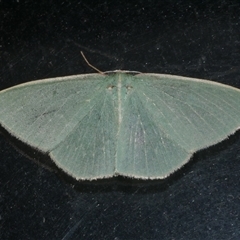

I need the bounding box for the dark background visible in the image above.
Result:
[1,0,240,239]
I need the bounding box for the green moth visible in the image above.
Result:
[0,71,240,180]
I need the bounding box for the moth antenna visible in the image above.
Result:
[80,51,104,74]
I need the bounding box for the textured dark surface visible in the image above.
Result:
[0,1,240,239]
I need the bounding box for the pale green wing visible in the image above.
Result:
[116,73,240,179]
[1,72,240,180]
[0,74,118,179]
